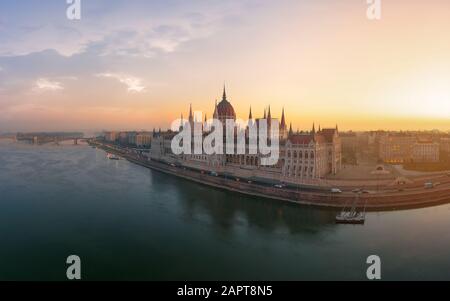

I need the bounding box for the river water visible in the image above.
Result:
[1,139,450,280]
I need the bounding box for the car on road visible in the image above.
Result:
[274,184,285,189]
[425,182,434,189]
[331,188,342,193]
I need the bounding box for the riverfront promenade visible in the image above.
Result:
[91,141,450,211]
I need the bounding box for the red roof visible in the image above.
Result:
[319,129,337,143]
[289,134,314,145]
[288,133,329,145]
[217,99,236,118]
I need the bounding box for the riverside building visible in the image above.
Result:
[150,87,342,185]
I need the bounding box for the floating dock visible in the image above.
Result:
[336,193,366,224]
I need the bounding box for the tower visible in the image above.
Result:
[180,113,184,131]
[213,100,218,119]
[222,84,227,101]
[188,104,194,126]
[215,85,236,123]
[248,106,254,127]
[280,107,287,140]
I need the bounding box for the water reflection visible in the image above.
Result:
[150,171,339,237]
[3,139,450,280]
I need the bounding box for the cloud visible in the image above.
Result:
[0,0,249,58]
[33,78,64,92]
[96,73,146,93]
[88,24,207,59]
[1,21,210,59]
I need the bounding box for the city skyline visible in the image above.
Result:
[1,0,450,132]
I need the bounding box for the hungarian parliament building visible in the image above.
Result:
[151,87,342,184]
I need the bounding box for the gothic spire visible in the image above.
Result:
[189,103,193,120]
[213,99,218,119]
[222,85,227,101]
[267,105,272,120]
[312,122,316,134]
[249,106,253,120]
[281,107,286,129]
[179,113,184,131]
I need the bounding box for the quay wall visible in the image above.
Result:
[92,142,450,211]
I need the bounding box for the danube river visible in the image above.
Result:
[1,139,450,280]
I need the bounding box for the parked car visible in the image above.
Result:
[425,182,434,189]
[331,188,342,194]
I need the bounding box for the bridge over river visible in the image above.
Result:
[15,132,90,145]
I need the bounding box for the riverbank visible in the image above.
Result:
[91,141,450,211]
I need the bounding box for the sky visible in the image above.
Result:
[0,0,450,132]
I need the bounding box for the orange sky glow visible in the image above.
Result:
[0,0,449,132]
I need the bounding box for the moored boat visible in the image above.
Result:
[336,194,366,224]
[335,211,365,224]
[107,153,120,160]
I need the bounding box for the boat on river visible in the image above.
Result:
[336,193,366,224]
[107,153,120,160]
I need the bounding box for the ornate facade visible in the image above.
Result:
[151,87,342,184]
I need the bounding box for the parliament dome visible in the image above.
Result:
[215,86,236,121]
